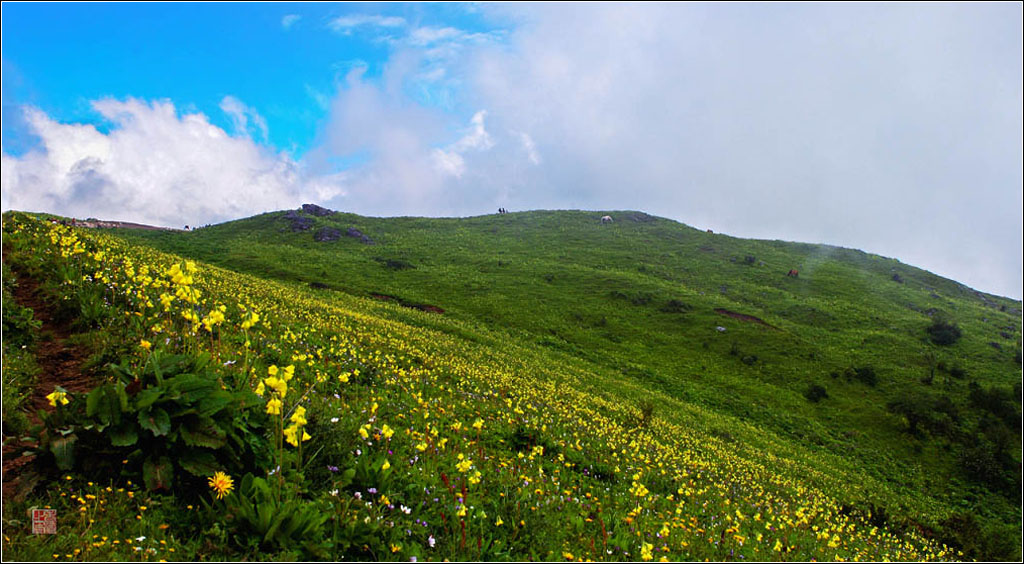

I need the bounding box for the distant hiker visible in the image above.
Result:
[601,215,613,223]
[184,225,190,231]
[787,269,799,277]
[707,229,713,234]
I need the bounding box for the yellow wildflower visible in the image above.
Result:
[208,472,234,499]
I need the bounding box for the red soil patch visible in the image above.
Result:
[714,308,777,329]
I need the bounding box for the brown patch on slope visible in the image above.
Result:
[714,308,778,329]
[2,252,94,500]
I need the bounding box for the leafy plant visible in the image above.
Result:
[221,473,330,557]
[32,350,269,493]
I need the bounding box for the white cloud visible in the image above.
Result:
[408,26,463,47]
[516,131,540,165]
[431,110,495,178]
[281,14,301,30]
[219,95,268,142]
[1,98,343,227]
[328,14,406,34]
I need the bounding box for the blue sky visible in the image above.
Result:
[2,3,502,156]
[2,3,1021,299]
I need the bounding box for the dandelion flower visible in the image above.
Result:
[208,472,234,499]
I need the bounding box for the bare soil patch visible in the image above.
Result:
[2,258,94,500]
[714,308,777,329]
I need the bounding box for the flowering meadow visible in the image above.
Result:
[0,211,976,560]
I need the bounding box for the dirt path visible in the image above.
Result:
[2,252,94,500]
[714,308,778,329]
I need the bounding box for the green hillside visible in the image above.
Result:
[3,208,1021,561]
[116,208,1023,551]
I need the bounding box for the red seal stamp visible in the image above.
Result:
[32,509,57,534]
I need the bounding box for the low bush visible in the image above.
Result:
[926,319,962,346]
[804,384,828,403]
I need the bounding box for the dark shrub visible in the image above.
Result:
[968,383,1019,428]
[845,365,878,387]
[927,319,962,345]
[660,299,692,314]
[374,257,415,270]
[804,384,828,403]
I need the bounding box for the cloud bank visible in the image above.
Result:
[1,98,341,227]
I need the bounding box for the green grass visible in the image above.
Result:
[112,208,1023,555]
[4,208,1020,560]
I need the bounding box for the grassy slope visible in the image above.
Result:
[113,209,1022,543]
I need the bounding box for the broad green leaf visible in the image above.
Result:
[138,407,171,437]
[178,449,219,476]
[86,385,121,426]
[50,434,77,470]
[134,387,163,410]
[108,422,138,447]
[180,415,227,448]
[197,391,234,416]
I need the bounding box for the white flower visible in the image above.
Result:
[428,535,436,548]
[330,417,339,423]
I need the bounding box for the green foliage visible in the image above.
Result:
[2,265,41,348]
[844,365,878,387]
[6,209,1022,561]
[32,351,270,493]
[804,384,828,403]
[221,473,330,558]
[926,318,963,346]
[637,398,656,428]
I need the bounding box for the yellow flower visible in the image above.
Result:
[640,542,654,561]
[472,418,484,431]
[266,398,283,415]
[381,424,394,439]
[139,340,152,350]
[456,458,473,473]
[283,425,300,447]
[208,472,234,499]
[46,389,70,407]
[495,516,504,526]
[264,376,287,397]
[381,459,391,471]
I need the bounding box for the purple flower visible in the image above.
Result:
[368,487,378,494]
[327,465,339,473]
